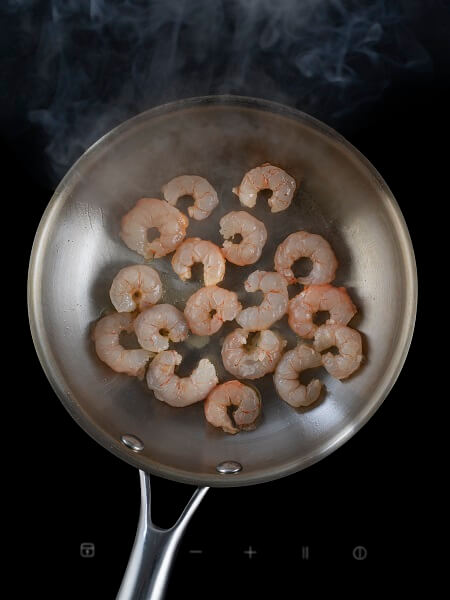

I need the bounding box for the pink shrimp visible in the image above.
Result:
[162,175,219,221]
[120,197,188,259]
[184,286,242,336]
[232,163,296,212]
[204,381,261,434]
[273,344,322,408]
[288,284,357,339]
[171,238,226,286]
[274,231,338,285]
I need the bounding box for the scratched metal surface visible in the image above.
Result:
[28,96,416,486]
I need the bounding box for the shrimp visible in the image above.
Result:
[162,175,219,221]
[236,270,289,331]
[273,344,322,408]
[313,323,363,380]
[274,231,338,285]
[134,304,189,352]
[146,350,218,406]
[219,211,267,266]
[288,284,357,339]
[204,381,261,435]
[232,163,296,213]
[93,312,152,378]
[120,197,189,259]
[221,328,286,380]
[109,265,162,313]
[171,238,226,287]
[184,286,242,336]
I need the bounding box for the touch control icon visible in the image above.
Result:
[80,542,95,558]
[244,546,257,559]
[352,546,367,560]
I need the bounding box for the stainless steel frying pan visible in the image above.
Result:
[28,95,416,599]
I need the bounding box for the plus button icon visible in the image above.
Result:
[243,545,257,559]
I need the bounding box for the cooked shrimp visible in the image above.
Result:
[171,238,226,287]
[146,350,218,406]
[221,328,286,380]
[204,380,261,434]
[162,175,219,221]
[120,197,188,259]
[274,231,338,285]
[93,312,152,378]
[273,344,322,407]
[219,211,267,266]
[313,323,363,380]
[288,284,357,339]
[109,265,162,312]
[134,304,189,352]
[184,286,242,336]
[236,270,289,331]
[232,163,296,213]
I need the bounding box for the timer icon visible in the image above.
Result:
[80,542,95,558]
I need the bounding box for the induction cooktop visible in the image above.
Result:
[4,0,445,596]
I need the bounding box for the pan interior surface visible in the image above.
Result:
[29,97,416,486]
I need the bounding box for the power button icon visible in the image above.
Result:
[352,546,367,560]
[80,542,95,558]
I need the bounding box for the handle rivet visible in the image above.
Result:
[216,460,242,474]
[121,434,144,452]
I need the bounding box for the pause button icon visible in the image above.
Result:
[302,546,309,560]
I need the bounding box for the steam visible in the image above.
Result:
[1,0,432,182]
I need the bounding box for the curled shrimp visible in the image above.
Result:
[184,286,242,336]
[219,211,267,266]
[273,344,322,408]
[109,265,162,313]
[232,163,296,213]
[313,323,363,380]
[146,350,218,406]
[236,270,289,331]
[120,197,188,259]
[93,312,152,378]
[171,238,226,287]
[134,304,189,352]
[274,231,338,285]
[221,328,286,380]
[162,175,219,221]
[204,381,261,435]
[288,284,357,339]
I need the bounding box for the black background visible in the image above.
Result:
[3,0,447,597]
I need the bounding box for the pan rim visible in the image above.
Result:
[28,94,417,487]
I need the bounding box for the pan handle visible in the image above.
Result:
[117,470,209,600]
